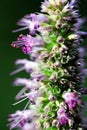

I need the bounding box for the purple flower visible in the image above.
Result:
[11,35,44,54]
[57,107,68,125]
[12,89,42,108]
[19,90,42,104]
[13,13,48,34]
[78,47,85,58]
[80,69,87,82]
[13,78,40,99]
[14,78,30,86]
[74,18,85,29]
[10,59,39,75]
[41,0,49,12]
[8,110,33,130]
[30,72,45,81]
[63,92,81,110]
[77,31,87,38]
[21,123,34,130]
[14,78,39,90]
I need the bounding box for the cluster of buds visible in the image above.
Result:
[8,0,87,130]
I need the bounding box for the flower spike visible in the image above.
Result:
[8,0,87,129]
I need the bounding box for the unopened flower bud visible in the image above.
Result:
[57,107,69,125]
[52,45,58,52]
[49,94,56,101]
[52,119,57,126]
[44,122,50,129]
[57,36,64,43]
[68,34,78,40]
[68,66,76,72]
[54,61,61,68]
[49,73,57,82]
[44,105,50,112]
[76,59,85,68]
[68,81,76,88]
[68,119,74,127]
[55,21,62,28]
[59,46,68,55]
[60,78,68,85]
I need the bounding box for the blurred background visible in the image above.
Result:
[0,0,87,129]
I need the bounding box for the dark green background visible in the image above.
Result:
[0,0,87,129]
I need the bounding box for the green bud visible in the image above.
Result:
[68,34,78,40]
[52,119,58,126]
